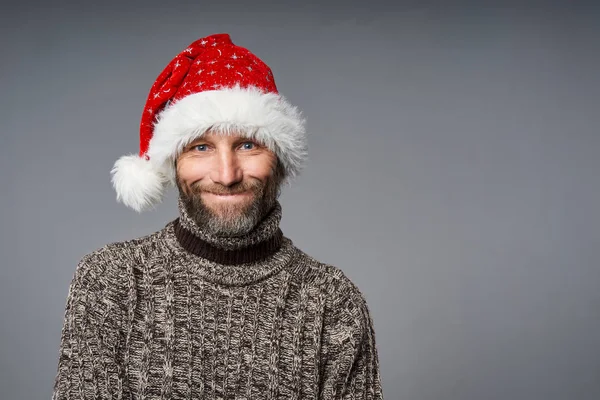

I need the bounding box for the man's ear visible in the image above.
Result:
[173,157,179,182]
[273,156,286,183]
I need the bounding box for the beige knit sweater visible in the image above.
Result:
[52,198,384,399]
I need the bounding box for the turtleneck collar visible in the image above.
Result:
[161,196,297,286]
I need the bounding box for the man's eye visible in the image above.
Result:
[241,142,255,150]
[193,144,208,151]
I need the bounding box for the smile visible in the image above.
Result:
[205,191,251,198]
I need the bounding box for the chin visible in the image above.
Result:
[204,196,252,214]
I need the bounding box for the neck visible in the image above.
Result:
[173,195,284,265]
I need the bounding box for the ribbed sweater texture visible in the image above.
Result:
[52,198,384,399]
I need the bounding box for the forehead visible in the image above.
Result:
[188,130,252,144]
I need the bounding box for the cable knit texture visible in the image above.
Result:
[52,198,384,399]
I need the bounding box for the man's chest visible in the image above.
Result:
[123,270,328,400]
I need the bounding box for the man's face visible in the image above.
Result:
[175,130,284,237]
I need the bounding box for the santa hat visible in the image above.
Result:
[110,33,307,212]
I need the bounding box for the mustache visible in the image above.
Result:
[190,180,262,196]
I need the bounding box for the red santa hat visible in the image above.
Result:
[110,33,307,212]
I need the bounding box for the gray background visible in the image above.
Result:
[1,1,599,399]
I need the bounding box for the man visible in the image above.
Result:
[52,33,384,400]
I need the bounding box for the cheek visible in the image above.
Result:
[243,164,271,180]
[177,158,210,185]
[242,153,278,180]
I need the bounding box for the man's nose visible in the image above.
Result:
[210,150,243,186]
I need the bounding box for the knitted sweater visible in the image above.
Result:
[52,198,384,400]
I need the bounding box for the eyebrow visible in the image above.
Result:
[232,137,258,145]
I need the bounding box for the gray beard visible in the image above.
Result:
[176,169,283,238]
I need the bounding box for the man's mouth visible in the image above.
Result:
[205,191,251,198]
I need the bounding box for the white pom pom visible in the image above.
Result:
[110,154,169,212]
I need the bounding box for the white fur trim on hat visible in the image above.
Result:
[150,85,307,179]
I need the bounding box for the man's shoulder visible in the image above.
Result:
[292,247,370,309]
[75,222,171,280]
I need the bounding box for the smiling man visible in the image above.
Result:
[52,34,384,400]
